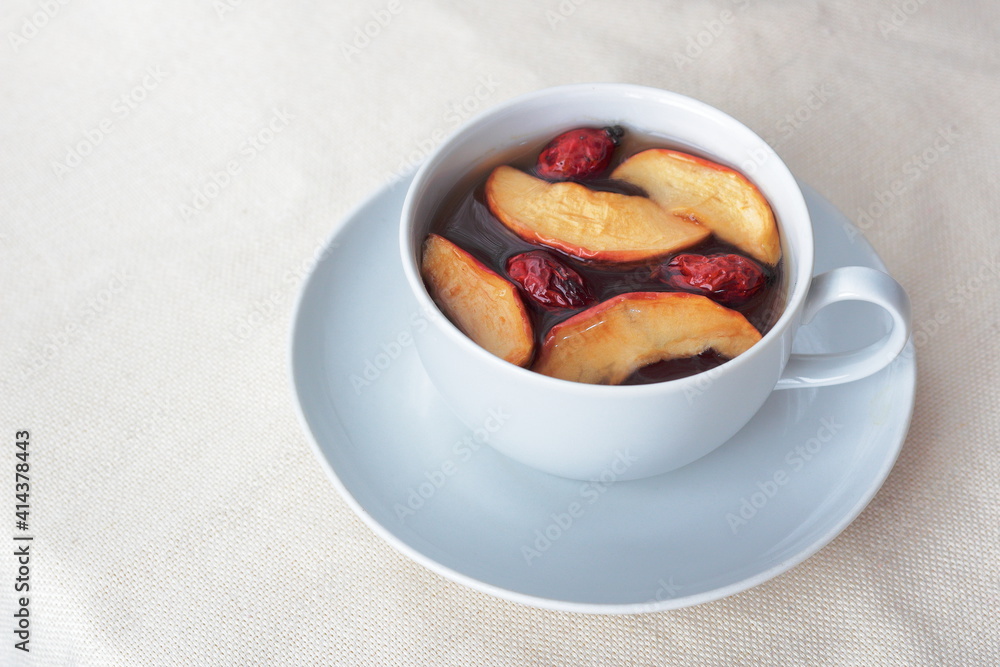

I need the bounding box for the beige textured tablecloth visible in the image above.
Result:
[2,0,998,664]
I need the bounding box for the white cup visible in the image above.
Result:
[400,84,911,481]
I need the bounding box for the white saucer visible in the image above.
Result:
[289,176,915,613]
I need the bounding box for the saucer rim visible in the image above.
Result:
[288,176,915,614]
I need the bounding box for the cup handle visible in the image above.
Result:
[774,266,911,390]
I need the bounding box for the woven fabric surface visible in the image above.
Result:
[2,0,998,664]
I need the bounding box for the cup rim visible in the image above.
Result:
[400,83,813,395]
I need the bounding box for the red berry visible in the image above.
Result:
[506,251,594,309]
[656,253,767,306]
[535,126,623,181]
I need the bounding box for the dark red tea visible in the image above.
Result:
[424,126,786,384]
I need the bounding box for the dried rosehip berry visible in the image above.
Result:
[506,250,594,309]
[535,126,624,181]
[656,253,767,306]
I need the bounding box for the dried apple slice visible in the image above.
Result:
[421,234,534,366]
[485,165,709,263]
[611,149,781,265]
[533,292,761,385]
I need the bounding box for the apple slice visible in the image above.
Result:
[611,149,781,265]
[532,292,761,385]
[421,234,534,366]
[485,165,710,263]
